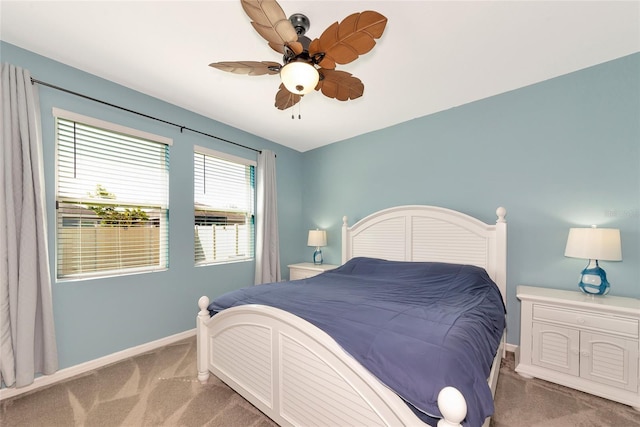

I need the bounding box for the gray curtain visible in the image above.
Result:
[254,149,281,284]
[0,63,58,388]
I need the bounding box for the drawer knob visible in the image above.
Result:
[576,317,586,324]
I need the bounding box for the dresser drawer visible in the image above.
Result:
[533,304,639,338]
[288,263,338,281]
[290,269,316,280]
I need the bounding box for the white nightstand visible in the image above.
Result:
[516,285,640,410]
[288,263,338,280]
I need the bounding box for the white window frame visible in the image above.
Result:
[53,108,171,281]
[194,145,256,266]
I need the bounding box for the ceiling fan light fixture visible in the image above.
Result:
[280,60,319,95]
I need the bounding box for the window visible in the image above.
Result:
[54,108,170,280]
[194,147,255,265]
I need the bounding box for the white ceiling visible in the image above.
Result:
[2,1,639,152]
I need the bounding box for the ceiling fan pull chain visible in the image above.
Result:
[290,97,302,119]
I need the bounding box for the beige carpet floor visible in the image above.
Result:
[2,336,639,426]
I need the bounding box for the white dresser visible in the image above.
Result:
[288,262,338,280]
[516,285,640,410]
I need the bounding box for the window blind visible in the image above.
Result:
[194,147,255,265]
[55,110,170,279]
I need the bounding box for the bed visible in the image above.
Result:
[197,205,507,427]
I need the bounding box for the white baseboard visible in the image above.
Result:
[0,328,196,401]
[505,343,518,354]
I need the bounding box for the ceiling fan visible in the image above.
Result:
[209,0,388,111]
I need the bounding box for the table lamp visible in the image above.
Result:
[307,229,327,265]
[564,226,622,295]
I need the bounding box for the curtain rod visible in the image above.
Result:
[30,78,262,155]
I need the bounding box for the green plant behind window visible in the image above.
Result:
[87,184,149,227]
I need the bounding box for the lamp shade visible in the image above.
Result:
[280,61,319,95]
[307,229,327,247]
[564,227,622,261]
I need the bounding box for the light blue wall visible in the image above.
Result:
[301,53,640,346]
[2,42,305,369]
[3,41,638,366]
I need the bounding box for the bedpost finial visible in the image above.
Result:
[496,207,506,223]
[437,386,467,427]
[198,296,210,311]
[342,216,348,227]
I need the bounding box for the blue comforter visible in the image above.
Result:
[208,257,506,427]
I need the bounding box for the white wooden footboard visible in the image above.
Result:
[198,297,474,427]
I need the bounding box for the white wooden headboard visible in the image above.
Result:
[341,205,507,303]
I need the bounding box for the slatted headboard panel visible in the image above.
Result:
[341,206,507,303]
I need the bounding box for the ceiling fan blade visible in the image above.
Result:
[316,69,364,101]
[275,84,301,110]
[268,41,303,56]
[309,11,387,69]
[209,61,281,75]
[241,0,298,54]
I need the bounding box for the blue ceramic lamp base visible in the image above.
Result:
[578,259,610,296]
[313,248,323,265]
